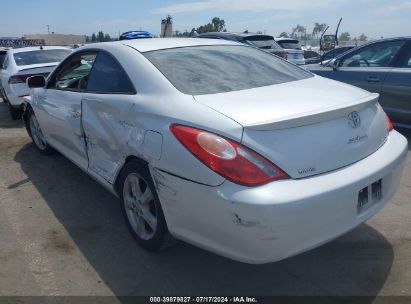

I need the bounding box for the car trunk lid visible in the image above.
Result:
[16,64,57,74]
[194,76,389,178]
[8,65,56,97]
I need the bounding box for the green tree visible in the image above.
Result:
[292,25,307,39]
[312,23,327,38]
[189,28,197,37]
[91,33,97,43]
[97,31,105,42]
[194,17,226,34]
[339,32,351,41]
[358,33,367,41]
[175,30,191,37]
[104,33,111,42]
[211,17,226,32]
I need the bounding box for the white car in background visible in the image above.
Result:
[1,46,71,119]
[275,37,305,65]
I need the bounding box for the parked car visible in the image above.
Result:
[196,32,287,59]
[303,50,320,64]
[274,37,305,65]
[1,46,71,119]
[307,37,411,126]
[305,46,355,65]
[24,38,407,264]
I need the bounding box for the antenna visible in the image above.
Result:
[335,18,342,46]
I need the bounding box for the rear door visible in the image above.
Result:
[36,51,97,170]
[81,50,138,183]
[331,39,406,93]
[379,41,411,125]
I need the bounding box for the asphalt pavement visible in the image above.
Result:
[0,100,410,299]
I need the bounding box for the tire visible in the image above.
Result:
[26,107,55,155]
[0,88,5,102]
[0,87,7,103]
[8,103,22,120]
[119,160,176,251]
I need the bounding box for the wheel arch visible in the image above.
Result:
[114,155,149,195]
[22,102,33,122]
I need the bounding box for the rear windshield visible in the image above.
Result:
[144,45,312,95]
[277,41,302,50]
[13,49,71,66]
[245,38,283,51]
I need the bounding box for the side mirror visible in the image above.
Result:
[27,75,46,88]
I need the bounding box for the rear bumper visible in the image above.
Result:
[4,83,29,107]
[287,58,306,65]
[155,130,408,264]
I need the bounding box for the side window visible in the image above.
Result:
[86,52,136,94]
[48,52,97,91]
[399,45,411,68]
[340,40,405,68]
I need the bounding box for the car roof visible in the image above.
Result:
[8,46,70,54]
[93,38,240,53]
[330,37,411,55]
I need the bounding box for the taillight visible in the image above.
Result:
[385,113,393,132]
[170,124,288,186]
[8,73,49,84]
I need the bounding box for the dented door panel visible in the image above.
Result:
[82,94,149,183]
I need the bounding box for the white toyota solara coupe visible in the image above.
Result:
[24,38,408,264]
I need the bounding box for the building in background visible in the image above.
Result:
[0,37,44,48]
[24,33,86,46]
[161,16,173,38]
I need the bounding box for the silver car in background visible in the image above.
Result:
[275,37,305,65]
[24,38,407,264]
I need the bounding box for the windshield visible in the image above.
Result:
[323,47,352,61]
[277,41,302,50]
[144,45,312,95]
[245,38,283,51]
[13,49,71,66]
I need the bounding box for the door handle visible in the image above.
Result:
[367,77,380,83]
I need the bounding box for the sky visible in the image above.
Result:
[0,0,410,40]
